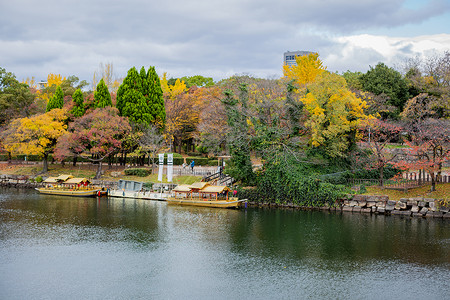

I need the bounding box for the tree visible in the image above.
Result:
[70,89,86,117]
[117,66,165,128]
[2,109,67,172]
[180,75,214,88]
[360,62,410,117]
[222,83,255,185]
[138,125,166,171]
[397,118,450,192]
[0,67,36,127]
[55,107,131,179]
[146,66,166,127]
[46,86,64,112]
[93,79,112,108]
[283,52,326,88]
[359,119,403,186]
[300,71,369,157]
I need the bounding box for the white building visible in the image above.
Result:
[283,51,313,67]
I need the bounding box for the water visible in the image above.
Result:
[1,188,449,299]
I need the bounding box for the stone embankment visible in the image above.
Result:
[248,195,449,219]
[339,195,450,219]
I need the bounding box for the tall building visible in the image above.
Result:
[283,51,312,67]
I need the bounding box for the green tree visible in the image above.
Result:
[180,75,214,88]
[360,63,410,117]
[46,86,64,112]
[94,78,112,108]
[117,66,165,128]
[222,83,255,185]
[146,66,165,127]
[0,67,36,126]
[70,89,85,117]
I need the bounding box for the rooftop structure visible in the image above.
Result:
[284,51,313,67]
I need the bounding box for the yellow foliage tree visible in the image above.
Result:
[160,73,188,99]
[300,72,369,157]
[2,109,67,172]
[283,52,326,88]
[47,73,65,87]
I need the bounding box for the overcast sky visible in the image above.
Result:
[1,0,450,85]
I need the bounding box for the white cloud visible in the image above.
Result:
[323,34,450,73]
[1,1,449,82]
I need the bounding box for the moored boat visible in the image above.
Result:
[35,175,101,197]
[167,182,246,208]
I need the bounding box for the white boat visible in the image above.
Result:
[108,180,170,201]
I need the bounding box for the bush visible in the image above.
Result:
[124,168,151,177]
[35,176,43,183]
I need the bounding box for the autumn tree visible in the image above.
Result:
[55,107,131,179]
[300,72,369,157]
[283,52,326,88]
[46,86,64,112]
[137,124,166,170]
[359,119,403,186]
[397,118,450,192]
[94,78,112,108]
[2,109,67,172]
[195,86,229,154]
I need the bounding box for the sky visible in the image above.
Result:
[1,0,450,85]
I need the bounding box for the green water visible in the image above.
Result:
[1,188,449,299]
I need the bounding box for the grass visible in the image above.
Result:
[363,183,450,200]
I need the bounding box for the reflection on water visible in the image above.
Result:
[1,188,449,299]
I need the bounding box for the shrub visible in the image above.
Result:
[124,168,151,177]
[35,176,43,183]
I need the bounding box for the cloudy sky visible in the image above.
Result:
[1,0,450,85]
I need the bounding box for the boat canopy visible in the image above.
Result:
[201,185,231,193]
[64,178,90,184]
[172,184,192,192]
[43,177,58,183]
[55,174,74,182]
[173,182,230,194]
[189,182,209,190]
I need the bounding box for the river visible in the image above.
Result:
[1,188,449,299]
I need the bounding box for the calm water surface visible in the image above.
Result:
[1,188,449,299]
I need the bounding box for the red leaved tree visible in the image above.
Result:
[396,118,450,191]
[55,107,131,179]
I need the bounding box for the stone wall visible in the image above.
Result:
[339,195,450,219]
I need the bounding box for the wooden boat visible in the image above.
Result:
[35,175,101,197]
[167,182,246,208]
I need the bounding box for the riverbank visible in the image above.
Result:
[3,174,449,220]
[247,195,450,219]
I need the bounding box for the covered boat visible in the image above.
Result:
[36,175,101,197]
[167,182,246,208]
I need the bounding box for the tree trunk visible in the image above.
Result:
[42,154,49,173]
[430,173,436,192]
[95,161,102,179]
[72,156,78,166]
[378,165,384,187]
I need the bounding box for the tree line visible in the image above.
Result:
[0,51,449,202]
